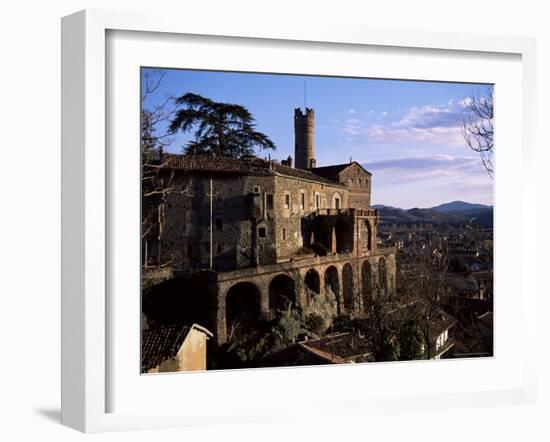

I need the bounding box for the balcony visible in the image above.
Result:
[305,208,378,220]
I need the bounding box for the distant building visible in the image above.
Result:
[142,323,213,373]
[426,311,457,360]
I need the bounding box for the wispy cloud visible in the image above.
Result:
[366,124,464,146]
[366,155,483,181]
[344,118,362,135]
[398,101,469,129]
[343,100,471,148]
[364,155,493,207]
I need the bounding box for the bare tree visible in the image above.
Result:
[141,70,191,268]
[462,88,494,179]
[141,70,177,153]
[396,250,450,358]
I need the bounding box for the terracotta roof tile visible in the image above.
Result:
[160,154,344,186]
[141,324,192,372]
[303,332,372,360]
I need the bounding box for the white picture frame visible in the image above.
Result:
[61,9,537,433]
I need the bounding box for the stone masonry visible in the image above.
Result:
[142,107,397,346]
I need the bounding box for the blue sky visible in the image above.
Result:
[142,68,493,209]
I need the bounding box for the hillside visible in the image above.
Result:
[430,200,492,213]
[373,203,493,228]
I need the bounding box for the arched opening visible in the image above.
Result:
[361,260,373,306]
[304,269,320,295]
[334,219,353,254]
[226,282,262,340]
[342,263,354,312]
[324,266,340,312]
[332,192,342,209]
[269,274,296,311]
[364,220,372,251]
[378,257,387,296]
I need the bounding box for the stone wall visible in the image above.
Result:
[159,167,379,272]
[336,162,372,208]
[272,174,348,260]
[147,328,209,372]
[147,158,376,272]
[214,249,397,344]
[294,108,315,170]
[161,172,277,272]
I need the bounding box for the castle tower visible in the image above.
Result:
[294,108,316,169]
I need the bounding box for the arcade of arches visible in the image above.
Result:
[219,254,394,343]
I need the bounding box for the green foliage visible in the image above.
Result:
[169,93,275,158]
[399,320,426,361]
[341,304,402,362]
[305,314,327,336]
[219,308,316,368]
[378,333,401,362]
[331,314,353,332]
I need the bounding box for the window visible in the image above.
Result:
[215,218,223,230]
[253,186,261,194]
[300,191,305,209]
[266,194,274,209]
[333,192,342,209]
[315,193,321,209]
[282,228,286,240]
[284,193,290,209]
[258,227,266,238]
[358,178,362,186]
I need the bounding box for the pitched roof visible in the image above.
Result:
[387,302,457,343]
[161,154,272,175]
[255,342,342,367]
[311,161,372,180]
[302,332,373,360]
[160,154,344,187]
[141,323,212,372]
[271,162,344,187]
[297,343,348,364]
[426,311,457,340]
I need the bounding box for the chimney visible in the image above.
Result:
[294,108,315,169]
[287,155,293,168]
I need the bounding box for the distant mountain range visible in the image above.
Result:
[430,201,492,213]
[372,201,493,228]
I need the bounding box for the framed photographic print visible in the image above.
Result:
[61,9,537,432]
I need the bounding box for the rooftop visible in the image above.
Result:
[311,161,372,180]
[302,331,373,362]
[160,154,345,187]
[141,323,212,372]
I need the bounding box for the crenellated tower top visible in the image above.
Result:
[294,108,316,169]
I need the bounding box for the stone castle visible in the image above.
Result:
[143,107,396,345]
